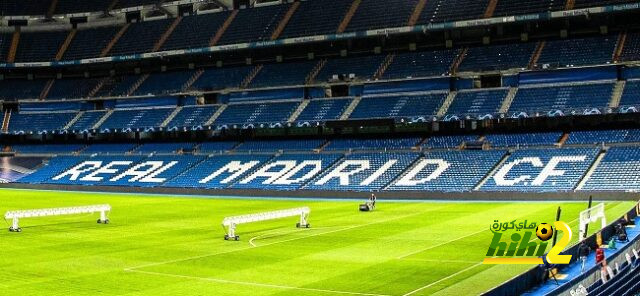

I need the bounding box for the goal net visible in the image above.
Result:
[579,203,606,241]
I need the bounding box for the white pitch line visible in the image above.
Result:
[125,210,429,271]
[402,262,484,296]
[248,226,343,247]
[129,269,392,296]
[398,258,480,264]
[396,228,487,259]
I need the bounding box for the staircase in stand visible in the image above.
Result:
[499,87,518,114]
[39,79,55,100]
[528,40,545,69]
[161,106,182,128]
[609,80,626,108]
[152,17,182,52]
[101,23,130,57]
[449,48,468,74]
[437,91,457,117]
[240,65,263,88]
[613,31,628,63]
[7,29,20,63]
[575,150,606,191]
[210,10,238,46]
[373,53,395,79]
[47,0,59,19]
[305,59,327,84]
[337,0,362,33]
[340,97,361,120]
[55,29,77,61]
[205,104,228,126]
[271,1,300,40]
[484,0,498,18]
[92,109,115,130]
[126,74,150,96]
[288,99,311,123]
[2,110,11,132]
[557,132,570,147]
[88,77,110,97]
[63,111,84,130]
[408,0,428,26]
[183,69,204,91]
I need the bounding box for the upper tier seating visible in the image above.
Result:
[295,98,352,122]
[458,42,536,72]
[197,142,238,153]
[304,152,420,191]
[381,49,458,79]
[535,36,616,68]
[134,143,195,154]
[164,154,274,189]
[236,139,325,152]
[619,80,640,107]
[16,156,84,184]
[8,112,75,132]
[68,111,106,130]
[98,108,173,130]
[82,143,137,154]
[480,148,599,192]
[349,92,448,120]
[64,26,121,60]
[14,31,68,62]
[0,0,50,16]
[566,129,640,145]
[55,0,110,14]
[423,135,478,149]
[509,82,614,114]
[388,150,506,192]
[214,101,299,125]
[134,71,193,95]
[231,153,342,190]
[166,105,219,129]
[109,18,173,56]
[619,31,640,62]
[279,0,352,38]
[493,0,564,17]
[95,75,140,97]
[325,137,422,151]
[446,88,508,117]
[47,78,102,100]
[0,79,47,100]
[12,144,84,154]
[161,12,231,51]
[419,0,489,23]
[346,0,417,32]
[250,61,316,88]
[217,3,291,45]
[485,132,562,148]
[580,146,640,191]
[190,66,252,91]
[314,55,383,83]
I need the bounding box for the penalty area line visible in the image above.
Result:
[402,262,483,296]
[127,269,392,296]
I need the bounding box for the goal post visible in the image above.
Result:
[222,207,310,241]
[579,203,606,241]
[4,204,111,232]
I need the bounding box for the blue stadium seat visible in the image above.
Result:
[197,142,239,153]
[423,135,478,149]
[346,0,417,32]
[509,82,614,115]
[55,0,110,14]
[458,42,536,72]
[493,0,564,16]
[9,112,75,133]
[47,78,102,100]
[566,129,637,145]
[580,147,640,191]
[446,88,507,118]
[14,31,68,62]
[295,98,352,123]
[109,19,173,56]
[98,108,174,131]
[325,137,422,151]
[167,105,219,129]
[236,139,325,152]
[217,4,291,45]
[68,111,106,131]
[250,61,317,88]
[279,0,352,38]
[189,66,252,91]
[134,143,195,154]
[17,156,85,184]
[161,12,231,51]
[314,55,383,83]
[349,92,447,120]
[535,36,616,68]
[82,143,137,154]
[382,49,459,79]
[214,101,300,125]
[619,80,640,107]
[485,132,562,148]
[12,144,84,154]
[0,79,48,100]
[419,0,489,23]
[134,71,193,96]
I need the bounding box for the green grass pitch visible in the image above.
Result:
[0,189,634,295]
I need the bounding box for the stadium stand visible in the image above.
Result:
[189,66,253,91]
[279,0,352,38]
[324,137,422,151]
[16,156,83,184]
[113,0,158,9]
[197,142,239,153]
[535,35,616,68]
[492,0,564,16]
[485,132,562,148]
[95,75,141,97]
[619,80,640,107]
[419,0,489,23]
[133,143,195,154]
[349,92,448,120]
[46,78,102,100]
[445,88,508,117]
[619,31,640,62]
[0,33,12,62]
[14,31,68,62]
[509,82,614,115]
[134,71,193,96]
[423,135,479,149]
[294,98,352,123]
[0,79,48,100]
[236,139,325,152]
[565,129,639,145]
[166,105,219,129]
[161,12,231,51]
[8,112,76,133]
[313,55,383,83]
[345,0,417,32]
[108,18,173,56]
[213,101,300,125]
[249,61,316,88]
[0,0,50,16]
[12,144,84,154]
[216,3,291,45]
[480,148,600,192]
[573,0,639,8]
[458,42,536,72]
[580,146,640,191]
[82,144,137,154]
[98,108,174,131]
[68,111,107,131]
[63,26,121,60]
[381,49,458,79]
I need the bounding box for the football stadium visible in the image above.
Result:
[1,0,640,295]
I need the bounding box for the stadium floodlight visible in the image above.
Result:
[222,207,310,241]
[579,203,606,241]
[4,204,111,232]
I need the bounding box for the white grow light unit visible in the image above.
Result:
[222,207,310,240]
[5,204,111,232]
